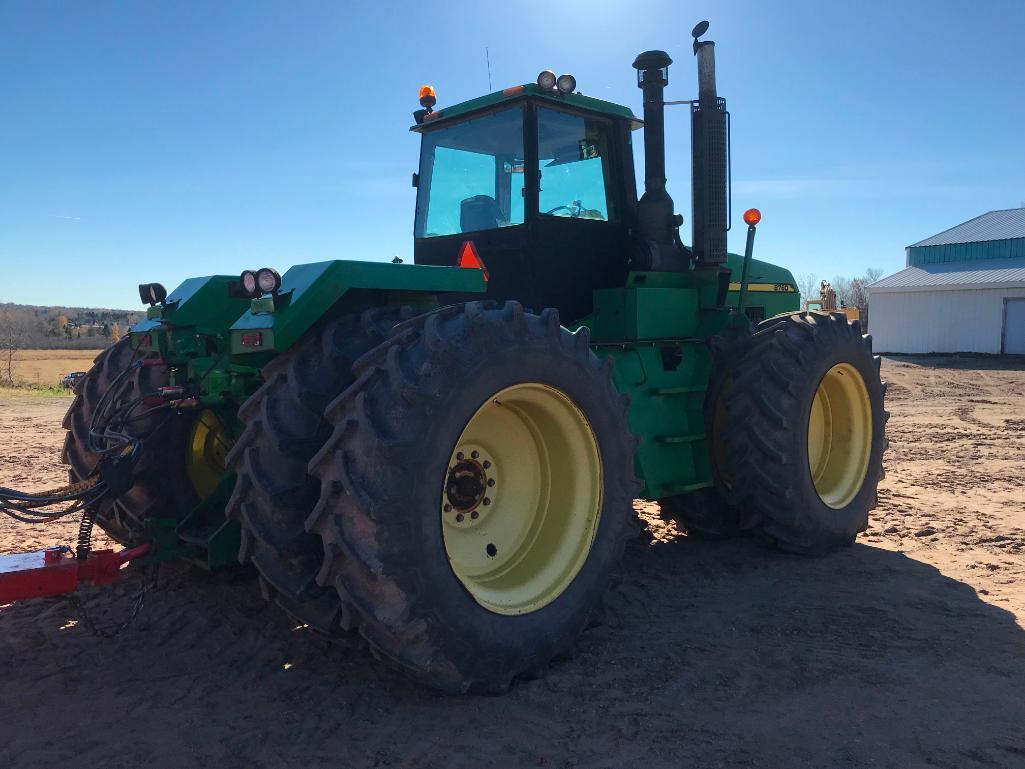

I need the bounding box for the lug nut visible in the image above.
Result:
[457,452,465,460]
[456,513,464,523]
[487,478,495,487]
[483,498,491,506]
[471,450,479,459]
[444,504,452,513]
[470,510,479,519]
[482,460,491,469]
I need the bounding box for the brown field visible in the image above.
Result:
[3,348,104,387]
[0,356,1023,768]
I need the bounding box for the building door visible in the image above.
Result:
[1004,298,1025,354]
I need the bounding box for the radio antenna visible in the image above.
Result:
[486,47,492,91]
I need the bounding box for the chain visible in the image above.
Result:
[68,565,159,639]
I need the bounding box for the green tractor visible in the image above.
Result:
[62,23,886,693]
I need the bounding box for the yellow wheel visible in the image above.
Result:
[441,383,603,615]
[807,363,873,509]
[186,409,232,499]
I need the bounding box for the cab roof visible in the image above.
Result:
[412,83,642,132]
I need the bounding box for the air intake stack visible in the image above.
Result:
[690,22,728,265]
[632,50,688,272]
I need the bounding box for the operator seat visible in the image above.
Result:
[460,195,502,233]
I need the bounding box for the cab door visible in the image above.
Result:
[528,105,634,324]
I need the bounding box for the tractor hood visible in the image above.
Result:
[228,259,486,355]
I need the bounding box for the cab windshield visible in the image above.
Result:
[415,108,525,238]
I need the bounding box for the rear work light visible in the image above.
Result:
[138,283,167,306]
[240,270,259,297]
[239,268,281,298]
[256,267,281,294]
[240,332,263,348]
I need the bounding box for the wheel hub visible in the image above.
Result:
[444,447,497,525]
[445,454,489,513]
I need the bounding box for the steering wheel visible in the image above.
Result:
[544,205,576,216]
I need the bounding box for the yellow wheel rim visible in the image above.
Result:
[441,383,603,616]
[807,364,872,509]
[186,409,232,499]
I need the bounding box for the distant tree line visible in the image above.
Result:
[0,302,141,353]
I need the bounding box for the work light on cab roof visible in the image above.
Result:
[536,69,576,94]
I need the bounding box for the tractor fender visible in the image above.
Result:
[228,259,486,355]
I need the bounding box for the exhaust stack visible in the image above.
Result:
[690,23,728,265]
[632,50,687,272]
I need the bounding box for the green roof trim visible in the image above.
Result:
[412,83,640,131]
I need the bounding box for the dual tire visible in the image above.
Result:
[223,308,413,632]
[230,301,638,692]
[721,311,887,553]
[62,339,196,544]
[659,311,887,553]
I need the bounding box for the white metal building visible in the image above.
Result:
[869,209,1025,354]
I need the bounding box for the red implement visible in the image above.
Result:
[0,544,151,604]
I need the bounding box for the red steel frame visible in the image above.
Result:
[0,544,151,604]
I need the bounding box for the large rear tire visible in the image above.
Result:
[223,308,411,633]
[307,301,639,693]
[62,339,197,545]
[718,311,887,554]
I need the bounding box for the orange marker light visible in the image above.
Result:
[419,84,437,108]
[743,208,762,226]
[457,241,489,283]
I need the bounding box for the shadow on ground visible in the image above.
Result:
[2,521,1023,769]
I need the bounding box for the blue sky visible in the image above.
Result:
[2,0,1023,308]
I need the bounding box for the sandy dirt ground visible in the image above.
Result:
[4,348,103,387]
[1,357,1023,769]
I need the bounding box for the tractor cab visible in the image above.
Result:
[411,82,641,323]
